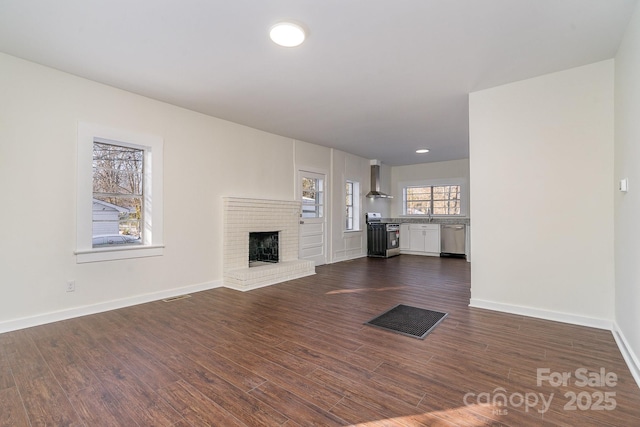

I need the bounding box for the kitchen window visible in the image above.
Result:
[76,122,164,263]
[403,185,461,216]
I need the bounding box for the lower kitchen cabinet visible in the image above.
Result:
[400,224,410,251]
[401,224,440,256]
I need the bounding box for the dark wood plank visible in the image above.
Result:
[160,354,289,426]
[16,374,83,426]
[0,255,638,426]
[31,334,100,394]
[158,380,249,427]
[0,364,15,391]
[59,324,186,426]
[0,387,30,427]
[66,384,140,426]
[4,330,50,382]
[328,396,416,427]
[305,365,427,421]
[211,341,344,411]
[248,381,348,425]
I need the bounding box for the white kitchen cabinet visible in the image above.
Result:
[402,224,440,255]
[400,224,410,251]
[424,225,441,253]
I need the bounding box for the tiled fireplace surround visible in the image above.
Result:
[223,197,315,291]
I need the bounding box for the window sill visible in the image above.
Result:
[344,229,362,234]
[75,244,164,263]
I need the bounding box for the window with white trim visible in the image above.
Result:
[403,184,461,216]
[76,122,164,263]
[345,180,360,231]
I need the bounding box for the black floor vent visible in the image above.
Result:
[365,304,448,339]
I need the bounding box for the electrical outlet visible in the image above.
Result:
[66,280,76,292]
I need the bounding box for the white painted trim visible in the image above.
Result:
[77,122,164,263]
[469,298,613,330]
[330,252,367,264]
[612,323,640,390]
[75,245,165,263]
[0,280,222,334]
[224,271,315,292]
[399,250,441,257]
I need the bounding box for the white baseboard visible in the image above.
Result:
[469,298,614,330]
[224,271,315,292]
[399,250,440,257]
[0,280,222,334]
[329,253,367,264]
[612,323,640,390]
[468,299,640,390]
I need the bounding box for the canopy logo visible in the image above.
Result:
[462,367,618,416]
[462,388,553,415]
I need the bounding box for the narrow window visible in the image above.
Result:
[345,181,354,230]
[345,180,360,230]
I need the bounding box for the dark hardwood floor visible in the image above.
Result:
[1,255,639,426]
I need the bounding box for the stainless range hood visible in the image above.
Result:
[366,160,392,198]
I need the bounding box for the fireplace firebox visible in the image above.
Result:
[249,231,279,267]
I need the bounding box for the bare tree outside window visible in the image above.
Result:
[92,142,144,244]
[302,176,324,218]
[404,185,460,215]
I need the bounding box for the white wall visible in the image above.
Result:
[614,2,640,383]
[294,139,331,180]
[390,159,470,217]
[331,150,370,262]
[469,60,615,327]
[0,53,370,331]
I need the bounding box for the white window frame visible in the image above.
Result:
[345,180,361,232]
[398,178,466,217]
[76,122,164,263]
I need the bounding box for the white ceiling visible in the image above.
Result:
[0,0,636,165]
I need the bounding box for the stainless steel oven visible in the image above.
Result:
[366,213,400,258]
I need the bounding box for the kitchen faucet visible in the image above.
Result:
[427,207,432,223]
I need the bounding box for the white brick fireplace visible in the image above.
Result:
[223,197,315,291]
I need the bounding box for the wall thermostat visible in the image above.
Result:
[620,178,629,192]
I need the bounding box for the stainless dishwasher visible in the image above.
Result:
[440,224,466,256]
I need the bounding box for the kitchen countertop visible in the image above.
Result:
[382,217,470,225]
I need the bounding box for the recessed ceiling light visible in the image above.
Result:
[270,22,306,47]
[416,149,430,154]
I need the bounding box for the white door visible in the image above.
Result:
[298,171,327,266]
